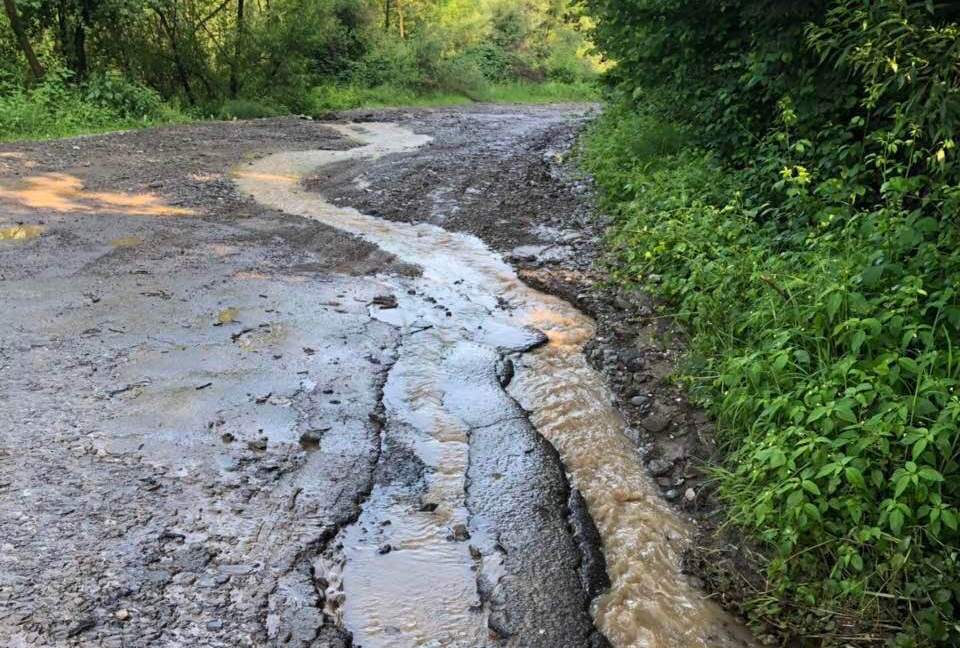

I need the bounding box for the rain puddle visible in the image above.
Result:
[235,123,756,647]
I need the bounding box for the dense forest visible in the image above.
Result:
[0,0,597,139]
[583,1,960,645]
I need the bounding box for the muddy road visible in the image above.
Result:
[0,106,755,647]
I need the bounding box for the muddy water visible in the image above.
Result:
[235,123,755,647]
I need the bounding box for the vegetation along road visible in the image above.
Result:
[2,1,960,647]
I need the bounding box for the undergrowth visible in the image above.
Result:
[583,99,960,646]
[0,70,186,142]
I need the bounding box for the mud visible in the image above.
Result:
[0,119,411,647]
[0,107,759,648]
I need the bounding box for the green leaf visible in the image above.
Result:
[845,467,866,490]
[826,291,843,320]
[918,467,944,482]
[851,329,866,354]
[889,509,905,535]
[895,474,911,498]
[802,480,821,496]
[911,438,928,461]
[943,509,958,531]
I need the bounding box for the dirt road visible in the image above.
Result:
[0,106,754,648]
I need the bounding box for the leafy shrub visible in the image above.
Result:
[83,72,166,119]
[0,69,183,141]
[216,98,282,120]
[584,1,960,641]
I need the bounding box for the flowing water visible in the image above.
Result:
[234,122,756,647]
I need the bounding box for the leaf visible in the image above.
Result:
[826,291,843,320]
[895,474,911,498]
[943,509,958,531]
[889,509,905,535]
[845,467,866,490]
[850,553,863,572]
[802,480,821,496]
[851,329,866,354]
[769,450,787,468]
[918,467,944,482]
[912,438,928,460]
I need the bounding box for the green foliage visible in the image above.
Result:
[307,83,472,112]
[1,0,598,139]
[216,98,282,120]
[0,69,183,141]
[583,0,960,643]
[585,97,960,646]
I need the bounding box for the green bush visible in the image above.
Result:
[585,96,960,645]
[0,69,184,142]
[216,98,282,120]
[583,1,960,642]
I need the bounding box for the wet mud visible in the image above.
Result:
[0,107,759,648]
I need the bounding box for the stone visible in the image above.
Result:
[647,459,673,477]
[206,620,223,631]
[378,544,392,555]
[684,488,697,502]
[641,413,671,434]
[451,523,470,541]
[114,609,130,622]
[629,394,649,407]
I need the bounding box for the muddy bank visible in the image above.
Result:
[0,118,414,647]
[311,104,763,639]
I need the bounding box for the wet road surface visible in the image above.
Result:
[0,107,755,647]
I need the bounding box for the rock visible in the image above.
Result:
[371,294,398,309]
[684,488,697,502]
[247,437,268,451]
[114,609,130,622]
[206,619,223,631]
[629,394,649,407]
[451,523,470,541]
[378,544,392,555]
[664,489,680,501]
[647,459,673,477]
[641,413,671,434]
[496,357,515,388]
[419,502,439,512]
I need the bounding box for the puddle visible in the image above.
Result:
[0,173,194,216]
[0,224,45,241]
[235,123,756,647]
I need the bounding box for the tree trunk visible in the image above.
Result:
[2,0,45,80]
[397,0,405,39]
[229,0,244,98]
[154,7,195,105]
[73,0,92,81]
[383,0,391,31]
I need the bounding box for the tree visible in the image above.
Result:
[2,0,45,80]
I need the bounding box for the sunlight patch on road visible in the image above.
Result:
[0,224,45,241]
[0,173,194,216]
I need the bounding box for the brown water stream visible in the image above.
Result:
[234,122,756,647]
